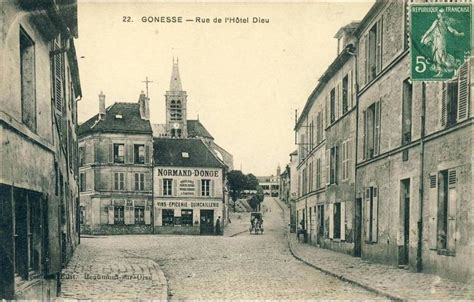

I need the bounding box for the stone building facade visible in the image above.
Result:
[78,92,154,235]
[0,1,81,299]
[294,0,473,283]
[153,138,227,235]
[354,0,473,282]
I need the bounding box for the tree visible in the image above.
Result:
[245,173,259,191]
[227,170,247,211]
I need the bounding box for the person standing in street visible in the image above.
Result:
[215,216,221,235]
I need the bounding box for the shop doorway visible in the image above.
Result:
[200,210,214,235]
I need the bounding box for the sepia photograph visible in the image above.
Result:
[0,0,473,300]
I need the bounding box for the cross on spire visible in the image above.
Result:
[141,76,153,98]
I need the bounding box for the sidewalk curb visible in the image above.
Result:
[123,250,169,302]
[273,197,404,301]
[228,229,248,237]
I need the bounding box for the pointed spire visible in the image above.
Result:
[169,58,183,91]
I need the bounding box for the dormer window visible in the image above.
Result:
[182,152,189,158]
[115,114,123,119]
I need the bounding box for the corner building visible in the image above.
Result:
[0,1,81,298]
[153,138,227,235]
[78,92,154,235]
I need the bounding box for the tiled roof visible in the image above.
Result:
[153,138,225,168]
[78,102,152,137]
[187,120,214,139]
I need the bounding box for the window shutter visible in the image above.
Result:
[336,84,340,120]
[173,179,178,196]
[129,144,134,164]
[145,173,151,192]
[349,69,354,108]
[326,149,330,185]
[145,206,151,225]
[340,201,346,241]
[145,144,151,164]
[364,34,369,84]
[325,94,330,126]
[333,146,339,184]
[211,180,215,197]
[441,82,447,127]
[376,18,383,73]
[457,60,470,122]
[108,144,113,163]
[372,187,378,242]
[374,101,381,155]
[329,203,334,239]
[362,110,367,160]
[158,179,163,197]
[341,141,346,180]
[365,189,370,242]
[447,169,457,251]
[428,174,438,250]
[53,37,63,116]
[347,139,351,179]
[108,205,114,225]
[196,180,201,196]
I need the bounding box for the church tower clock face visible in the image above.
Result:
[173,123,180,129]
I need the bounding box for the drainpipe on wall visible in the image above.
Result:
[347,44,359,256]
[417,82,426,272]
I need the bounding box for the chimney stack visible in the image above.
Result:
[138,90,150,120]
[99,91,106,118]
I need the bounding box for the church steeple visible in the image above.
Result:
[169,57,183,91]
[165,58,187,138]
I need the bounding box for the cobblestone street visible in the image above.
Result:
[59,197,380,300]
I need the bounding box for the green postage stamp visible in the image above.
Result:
[410,3,472,81]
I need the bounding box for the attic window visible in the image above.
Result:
[115,114,123,119]
[181,152,189,158]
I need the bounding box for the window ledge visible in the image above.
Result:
[437,249,456,257]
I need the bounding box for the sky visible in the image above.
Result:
[75,1,374,176]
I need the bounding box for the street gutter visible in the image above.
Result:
[272,197,404,301]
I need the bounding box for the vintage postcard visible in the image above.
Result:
[1,0,473,300]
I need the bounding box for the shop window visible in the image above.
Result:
[134,206,145,224]
[134,173,144,191]
[201,179,210,197]
[181,209,193,226]
[114,172,125,190]
[163,179,173,196]
[113,144,125,163]
[134,144,145,164]
[114,206,124,224]
[162,209,174,226]
[20,28,36,132]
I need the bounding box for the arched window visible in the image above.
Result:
[170,99,182,121]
